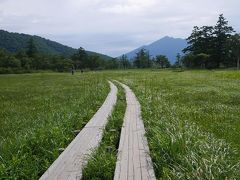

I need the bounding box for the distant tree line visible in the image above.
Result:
[1,36,166,74]
[0,38,73,74]
[118,49,171,69]
[0,38,131,74]
[135,49,171,68]
[69,47,171,70]
[71,47,131,70]
[181,14,240,69]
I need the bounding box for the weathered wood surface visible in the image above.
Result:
[114,81,156,180]
[40,81,117,180]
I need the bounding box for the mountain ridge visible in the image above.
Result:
[124,36,187,63]
[0,29,112,60]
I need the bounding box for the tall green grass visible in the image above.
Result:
[0,72,109,178]
[110,70,240,179]
[1,70,239,179]
[82,83,126,180]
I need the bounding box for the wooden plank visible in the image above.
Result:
[40,81,118,180]
[132,107,142,180]
[114,81,156,180]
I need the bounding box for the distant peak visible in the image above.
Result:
[161,36,174,40]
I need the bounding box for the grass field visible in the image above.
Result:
[110,70,240,178]
[0,70,239,179]
[82,84,126,180]
[0,72,109,178]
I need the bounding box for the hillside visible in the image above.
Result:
[124,36,187,63]
[0,30,112,59]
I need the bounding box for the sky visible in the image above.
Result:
[0,0,240,57]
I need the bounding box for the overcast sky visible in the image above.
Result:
[0,0,240,57]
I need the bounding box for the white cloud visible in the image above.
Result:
[0,0,240,56]
[100,0,156,14]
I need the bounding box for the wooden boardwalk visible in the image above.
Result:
[114,82,156,180]
[40,81,118,180]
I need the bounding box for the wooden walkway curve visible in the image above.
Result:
[114,81,156,180]
[40,81,118,180]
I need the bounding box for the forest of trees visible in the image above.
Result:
[0,38,128,74]
[181,14,240,69]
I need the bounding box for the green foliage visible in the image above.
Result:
[0,30,76,57]
[0,48,74,73]
[133,49,152,68]
[183,26,215,56]
[175,53,181,67]
[119,55,132,69]
[112,70,240,179]
[214,14,235,66]
[0,30,112,59]
[71,48,122,70]
[0,73,109,178]
[0,30,114,73]
[228,34,240,69]
[183,14,235,68]
[0,46,120,74]
[26,38,38,58]
[182,53,210,68]
[82,84,126,180]
[155,55,171,68]
[0,30,135,73]
[104,58,119,69]
[71,47,88,69]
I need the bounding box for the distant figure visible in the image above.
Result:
[71,67,74,75]
[81,69,83,73]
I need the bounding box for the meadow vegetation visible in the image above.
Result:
[110,69,240,178]
[0,72,109,178]
[82,84,126,180]
[0,70,239,179]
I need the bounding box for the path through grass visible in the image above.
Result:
[109,70,240,179]
[1,70,239,179]
[0,72,109,178]
[82,83,126,180]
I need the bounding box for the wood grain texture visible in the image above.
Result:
[114,81,156,180]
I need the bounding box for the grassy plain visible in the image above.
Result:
[110,69,240,178]
[82,84,126,180]
[0,70,239,179]
[0,72,109,178]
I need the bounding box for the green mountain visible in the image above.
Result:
[0,30,112,59]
